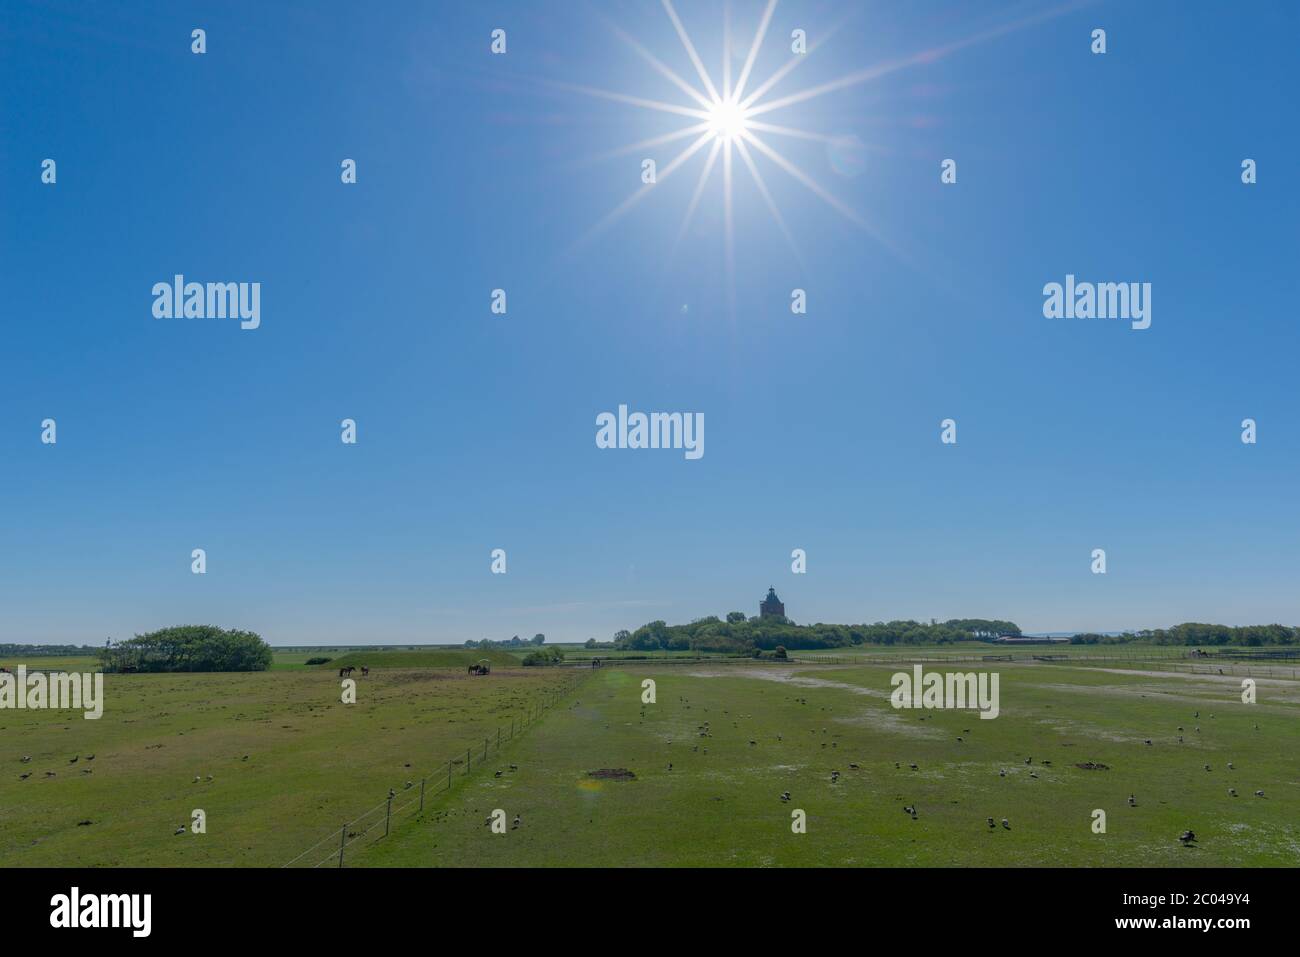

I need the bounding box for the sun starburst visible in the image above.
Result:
[566,0,1092,298]
[573,0,871,282]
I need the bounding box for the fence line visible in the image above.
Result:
[787,651,1299,680]
[281,676,584,868]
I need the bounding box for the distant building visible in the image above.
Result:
[760,586,785,619]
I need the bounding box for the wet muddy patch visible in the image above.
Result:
[587,768,636,780]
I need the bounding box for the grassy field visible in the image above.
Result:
[0,663,577,867]
[4,648,1297,867]
[362,660,1300,867]
[322,649,522,671]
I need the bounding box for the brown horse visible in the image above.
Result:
[339,666,355,678]
[360,666,369,676]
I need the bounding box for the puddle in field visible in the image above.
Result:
[683,667,947,739]
[1079,667,1298,688]
[684,666,888,698]
[1028,681,1300,715]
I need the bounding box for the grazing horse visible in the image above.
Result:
[360,666,369,677]
[339,666,355,678]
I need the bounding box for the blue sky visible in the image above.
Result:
[2,0,1297,645]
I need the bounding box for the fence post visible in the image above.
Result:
[498,727,501,749]
[447,761,452,789]
[483,738,488,760]
[419,777,426,812]
[338,824,346,868]
[385,792,393,837]
[466,748,471,773]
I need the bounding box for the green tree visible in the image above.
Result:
[99,625,272,673]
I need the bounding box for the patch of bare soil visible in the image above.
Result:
[1075,762,1110,771]
[587,768,636,780]
[383,670,462,684]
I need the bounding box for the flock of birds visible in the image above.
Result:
[16,751,254,835]
[17,752,95,780]
[9,687,1274,852]
[655,695,1271,849]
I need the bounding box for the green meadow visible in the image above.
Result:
[2,649,1296,867]
[363,661,1300,867]
[0,663,576,867]
[323,649,522,670]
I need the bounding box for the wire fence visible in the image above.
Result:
[556,655,773,668]
[281,676,583,868]
[788,649,1300,680]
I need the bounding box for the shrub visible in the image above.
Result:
[99,626,273,673]
[522,646,564,667]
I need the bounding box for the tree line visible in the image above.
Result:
[1070,623,1299,646]
[464,634,546,649]
[612,616,1023,654]
[0,643,101,657]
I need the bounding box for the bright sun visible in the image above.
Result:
[706,98,748,141]
[570,0,1073,310]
